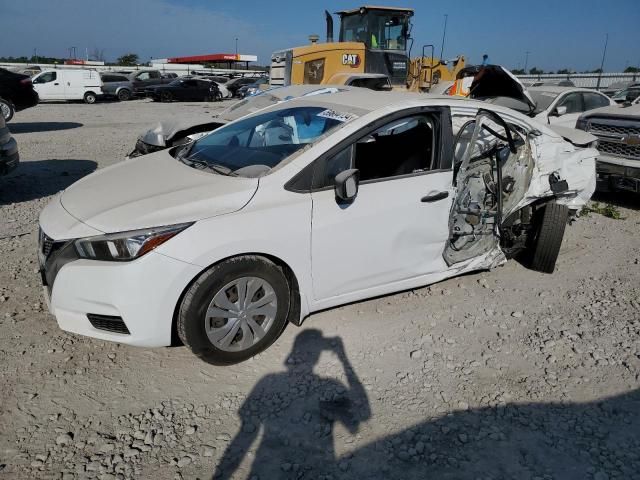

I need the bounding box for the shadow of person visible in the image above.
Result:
[212,329,371,479]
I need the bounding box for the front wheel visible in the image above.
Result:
[0,98,14,122]
[177,256,291,365]
[83,92,97,104]
[529,202,569,273]
[160,91,172,102]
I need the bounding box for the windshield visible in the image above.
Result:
[181,106,350,176]
[613,88,640,102]
[529,91,560,113]
[340,12,409,50]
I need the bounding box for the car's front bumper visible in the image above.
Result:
[39,228,202,347]
[596,156,640,193]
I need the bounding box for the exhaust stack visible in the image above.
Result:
[325,10,334,43]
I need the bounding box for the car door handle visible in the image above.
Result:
[421,191,449,202]
[54,83,59,85]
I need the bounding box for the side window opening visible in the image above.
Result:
[355,115,434,182]
[558,93,583,114]
[316,114,436,189]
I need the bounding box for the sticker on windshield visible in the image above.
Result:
[317,109,358,122]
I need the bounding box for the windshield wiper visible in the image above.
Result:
[185,156,238,177]
[176,143,237,176]
[203,163,238,176]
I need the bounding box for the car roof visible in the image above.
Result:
[262,89,492,116]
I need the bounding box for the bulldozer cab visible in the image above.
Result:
[337,6,413,52]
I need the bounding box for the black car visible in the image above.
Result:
[237,77,269,98]
[225,77,261,97]
[0,114,19,176]
[146,78,222,102]
[0,68,39,122]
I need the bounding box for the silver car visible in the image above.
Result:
[100,73,134,101]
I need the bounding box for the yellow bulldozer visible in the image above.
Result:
[270,6,466,92]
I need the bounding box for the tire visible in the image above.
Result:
[215,91,223,102]
[161,91,172,103]
[117,89,131,101]
[178,255,291,365]
[529,202,569,274]
[0,98,15,122]
[83,92,97,104]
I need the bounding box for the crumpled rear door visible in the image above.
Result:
[444,109,533,266]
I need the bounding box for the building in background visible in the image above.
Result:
[151,53,258,70]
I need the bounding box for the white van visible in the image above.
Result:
[32,69,103,104]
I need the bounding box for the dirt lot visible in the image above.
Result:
[1,99,639,480]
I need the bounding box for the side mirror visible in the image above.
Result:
[334,169,360,203]
[552,105,568,117]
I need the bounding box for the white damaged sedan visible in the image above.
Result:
[39,90,597,364]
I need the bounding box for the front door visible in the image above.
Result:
[548,92,583,128]
[311,111,454,301]
[33,71,64,99]
[444,109,525,266]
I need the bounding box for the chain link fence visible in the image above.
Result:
[517,72,639,90]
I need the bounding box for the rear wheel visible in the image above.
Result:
[529,202,569,273]
[83,92,97,104]
[117,89,131,101]
[0,98,15,122]
[177,256,291,365]
[161,91,172,102]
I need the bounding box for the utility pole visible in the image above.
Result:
[439,14,448,60]
[235,38,238,57]
[596,33,608,91]
[524,51,530,73]
[33,48,37,64]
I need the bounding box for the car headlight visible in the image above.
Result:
[74,223,193,261]
[575,118,587,131]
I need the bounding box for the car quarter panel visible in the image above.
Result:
[154,181,315,321]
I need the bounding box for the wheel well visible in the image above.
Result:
[170,253,302,346]
[500,197,570,258]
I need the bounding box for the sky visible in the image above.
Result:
[1,0,640,72]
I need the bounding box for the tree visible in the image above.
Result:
[624,66,639,73]
[117,53,139,66]
[590,68,603,74]
[529,67,544,75]
[511,68,525,75]
[556,68,572,74]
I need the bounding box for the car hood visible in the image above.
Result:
[465,65,536,112]
[579,103,640,120]
[547,125,597,147]
[140,117,226,147]
[60,149,259,233]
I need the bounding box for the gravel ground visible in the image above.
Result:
[1,99,639,480]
